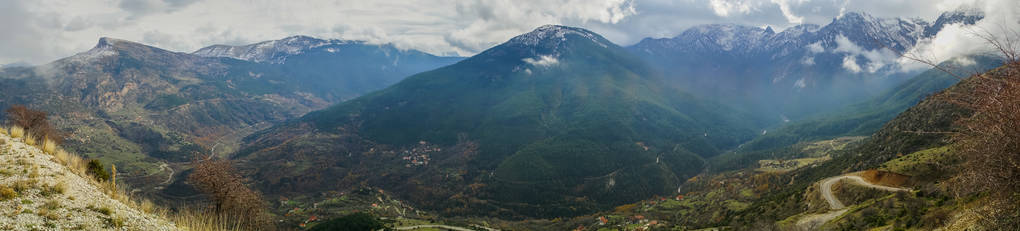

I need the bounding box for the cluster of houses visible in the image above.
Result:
[401,140,440,167]
[758,159,800,170]
[592,214,662,230]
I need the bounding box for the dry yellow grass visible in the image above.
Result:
[140,199,156,214]
[28,164,40,178]
[53,149,88,176]
[2,124,243,230]
[168,208,245,231]
[10,126,24,138]
[41,138,57,155]
[0,127,7,135]
[24,133,36,145]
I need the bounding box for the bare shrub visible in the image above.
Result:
[947,63,1020,228]
[890,25,1020,229]
[4,105,63,144]
[188,157,271,230]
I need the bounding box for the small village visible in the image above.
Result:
[401,140,440,167]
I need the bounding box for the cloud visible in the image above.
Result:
[0,0,642,64]
[0,0,1014,66]
[834,34,898,73]
[119,0,200,19]
[709,0,758,17]
[899,0,1020,72]
[444,0,636,54]
[523,55,560,67]
[770,0,807,24]
[842,55,862,73]
[801,56,815,65]
[794,77,807,88]
[806,41,824,53]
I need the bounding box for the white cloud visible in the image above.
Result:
[0,0,637,64]
[0,0,1014,66]
[834,34,898,73]
[794,77,807,88]
[899,0,1020,72]
[833,34,862,54]
[806,41,824,53]
[954,56,977,66]
[801,56,815,65]
[842,55,862,73]
[709,0,758,17]
[523,55,560,67]
[770,0,807,24]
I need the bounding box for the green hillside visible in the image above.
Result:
[238,25,764,218]
[710,56,1002,171]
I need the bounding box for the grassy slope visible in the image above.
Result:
[727,64,1016,229]
[0,130,177,230]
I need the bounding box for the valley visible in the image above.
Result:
[1,1,1018,230]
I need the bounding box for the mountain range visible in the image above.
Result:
[0,36,460,201]
[193,35,463,101]
[0,8,996,224]
[628,10,984,120]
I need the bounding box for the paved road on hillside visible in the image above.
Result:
[392,224,496,231]
[797,173,910,230]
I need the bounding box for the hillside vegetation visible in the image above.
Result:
[237,25,764,218]
[710,56,1002,172]
[0,37,459,207]
[475,59,1020,230]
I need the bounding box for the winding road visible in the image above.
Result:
[796,173,910,230]
[391,224,497,231]
[158,162,174,185]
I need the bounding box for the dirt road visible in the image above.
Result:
[796,173,909,230]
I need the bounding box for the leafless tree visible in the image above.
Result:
[889,24,1020,228]
[189,155,272,230]
[4,105,63,143]
[946,62,1020,228]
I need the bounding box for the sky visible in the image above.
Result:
[0,0,1015,65]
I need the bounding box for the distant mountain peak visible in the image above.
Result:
[942,6,985,18]
[192,35,364,63]
[831,11,877,25]
[925,8,985,37]
[66,37,128,62]
[93,37,151,50]
[96,37,120,47]
[506,24,609,48]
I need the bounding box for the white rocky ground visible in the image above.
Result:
[0,132,177,230]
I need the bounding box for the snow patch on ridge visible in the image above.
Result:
[508,25,608,48]
[67,38,120,63]
[193,35,360,63]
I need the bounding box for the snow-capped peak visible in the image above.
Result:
[193,35,361,63]
[507,25,609,48]
[66,37,122,63]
